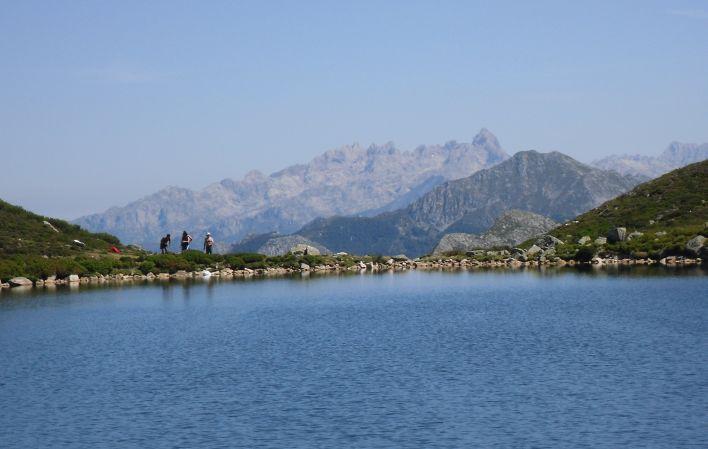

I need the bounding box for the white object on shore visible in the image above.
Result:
[202,270,212,277]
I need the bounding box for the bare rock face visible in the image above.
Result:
[75,129,508,250]
[433,210,557,254]
[289,244,320,255]
[298,151,641,257]
[592,141,707,178]
[255,235,330,257]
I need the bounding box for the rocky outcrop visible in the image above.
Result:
[686,235,705,255]
[8,277,33,287]
[252,234,330,256]
[607,227,627,243]
[297,151,641,257]
[433,210,557,254]
[75,129,508,250]
[592,141,707,178]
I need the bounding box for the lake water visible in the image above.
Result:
[1,268,706,448]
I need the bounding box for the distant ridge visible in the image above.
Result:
[592,141,707,178]
[75,129,508,250]
[288,150,643,257]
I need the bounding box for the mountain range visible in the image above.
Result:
[75,129,508,250]
[283,151,644,257]
[592,141,708,178]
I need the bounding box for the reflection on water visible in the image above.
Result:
[0,269,706,448]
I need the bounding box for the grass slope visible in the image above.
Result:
[0,199,122,257]
[543,160,707,258]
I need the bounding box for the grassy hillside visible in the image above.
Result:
[539,160,707,258]
[0,199,123,257]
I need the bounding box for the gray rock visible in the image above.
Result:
[527,245,543,256]
[290,244,320,256]
[594,237,607,245]
[433,210,557,254]
[578,236,591,245]
[299,263,311,271]
[67,274,80,283]
[253,235,329,257]
[43,220,60,233]
[9,277,33,287]
[607,227,627,243]
[535,235,564,249]
[686,235,705,255]
[627,231,644,241]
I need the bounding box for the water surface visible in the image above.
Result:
[1,269,706,448]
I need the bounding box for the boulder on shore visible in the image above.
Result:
[607,227,627,243]
[9,277,33,287]
[577,236,591,245]
[686,235,705,255]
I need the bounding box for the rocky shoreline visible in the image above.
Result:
[2,254,703,291]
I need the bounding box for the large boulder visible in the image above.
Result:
[433,210,557,254]
[607,227,627,243]
[290,244,320,256]
[577,236,592,245]
[255,234,330,256]
[535,235,564,250]
[627,231,644,241]
[67,274,80,283]
[9,277,33,287]
[594,237,607,245]
[527,245,543,256]
[686,235,705,255]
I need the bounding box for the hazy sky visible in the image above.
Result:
[1,1,707,219]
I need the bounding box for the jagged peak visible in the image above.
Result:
[472,128,500,149]
[366,141,397,156]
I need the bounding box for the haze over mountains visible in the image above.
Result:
[290,151,643,257]
[592,141,708,178]
[75,130,706,255]
[75,129,508,250]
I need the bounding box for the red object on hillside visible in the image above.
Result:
[110,246,121,254]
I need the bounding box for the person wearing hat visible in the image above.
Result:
[203,232,215,254]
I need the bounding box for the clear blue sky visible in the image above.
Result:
[1,0,707,219]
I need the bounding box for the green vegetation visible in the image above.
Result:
[0,199,125,257]
[522,160,707,259]
[0,248,369,283]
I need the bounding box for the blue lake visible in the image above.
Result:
[1,268,706,448]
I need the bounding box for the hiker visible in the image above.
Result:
[181,231,192,252]
[204,232,214,254]
[159,234,171,254]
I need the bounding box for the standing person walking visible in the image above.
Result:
[203,232,214,254]
[181,231,192,252]
[159,234,171,254]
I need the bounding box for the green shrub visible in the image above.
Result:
[224,255,246,269]
[138,260,157,275]
[575,247,595,263]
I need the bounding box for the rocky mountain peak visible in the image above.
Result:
[472,128,501,151]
